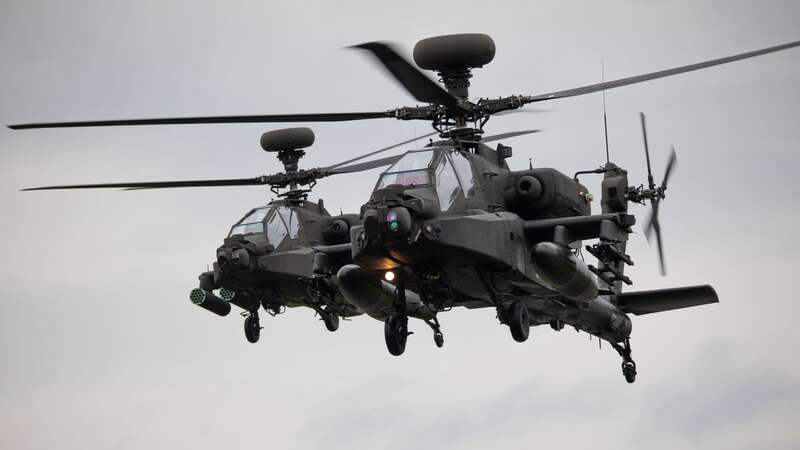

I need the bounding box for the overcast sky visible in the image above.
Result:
[2,1,800,449]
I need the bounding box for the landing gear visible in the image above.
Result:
[244,313,261,343]
[322,309,340,332]
[612,338,637,383]
[507,301,530,343]
[384,315,409,356]
[622,361,637,383]
[425,316,444,348]
[434,331,444,348]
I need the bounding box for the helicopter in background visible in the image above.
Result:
[20,126,435,342]
[11,33,800,382]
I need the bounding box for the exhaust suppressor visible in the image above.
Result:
[189,288,231,317]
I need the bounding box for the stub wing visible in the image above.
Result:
[617,285,719,316]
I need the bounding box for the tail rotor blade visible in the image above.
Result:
[661,146,678,190]
[644,198,667,275]
[653,219,666,276]
[640,112,655,190]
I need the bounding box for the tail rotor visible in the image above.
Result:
[636,113,678,275]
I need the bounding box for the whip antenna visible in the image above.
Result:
[601,57,610,164]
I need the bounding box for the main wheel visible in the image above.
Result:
[323,312,340,332]
[384,315,408,356]
[508,302,530,343]
[244,315,260,343]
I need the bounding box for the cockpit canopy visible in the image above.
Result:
[374,147,478,212]
[229,205,301,247]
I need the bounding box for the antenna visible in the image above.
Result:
[601,57,610,164]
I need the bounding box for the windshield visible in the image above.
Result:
[386,150,434,172]
[229,208,268,236]
[376,150,434,189]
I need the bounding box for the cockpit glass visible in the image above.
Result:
[266,210,288,246]
[376,149,435,189]
[229,207,268,236]
[243,208,269,223]
[449,151,477,198]
[277,207,300,239]
[376,170,431,189]
[385,150,434,173]
[435,155,464,211]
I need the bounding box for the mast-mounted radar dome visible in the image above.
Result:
[260,127,315,152]
[413,33,495,71]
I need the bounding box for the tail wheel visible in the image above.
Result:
[244,315,260,343]
[323,311,340,332]
[509,302,530,343]
[384,315,408,356]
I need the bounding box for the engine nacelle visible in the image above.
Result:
[322,213,360,245]
[504,168,590,219]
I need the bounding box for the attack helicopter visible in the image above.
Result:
[10,33,800,383]
[19,126,439,343]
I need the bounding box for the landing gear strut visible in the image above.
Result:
[477,271,530,343]
[612,338,637,383]
[244,312,261,343]
[385,267,412,356]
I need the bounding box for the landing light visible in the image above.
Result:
[384,271,395,282]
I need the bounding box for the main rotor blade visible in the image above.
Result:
[325,130,438,170]
[327,154,403,174]
[22,177,268,191]
[524,39,800,104]
[352,42,460,108]
[9,111,395,130]
[482,129,541,143]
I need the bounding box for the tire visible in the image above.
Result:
[244,315,260,343]
[434,331,444,348]
[384,315,408,356]
[623,362,637,384]
[323,312,340,332]
[509,302,530,343]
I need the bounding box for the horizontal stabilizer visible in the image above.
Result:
[617,285,718,315]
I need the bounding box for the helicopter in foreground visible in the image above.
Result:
[11,33,800,383]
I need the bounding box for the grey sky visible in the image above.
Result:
[2,1,799,449]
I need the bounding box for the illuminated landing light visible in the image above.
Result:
[384,271,396,282]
